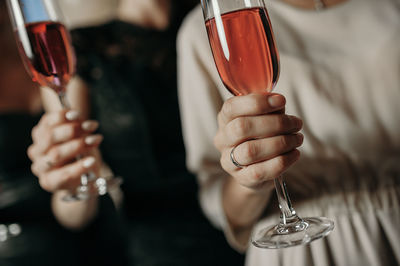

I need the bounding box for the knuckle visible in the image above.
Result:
[42,133,53,148]
[41,113,50,122]
[39,177,52,192]
[220,156,229,172]
[232,117,250,139]
[222,98,234,119]
[62,125,74,139]
[40,115,52,128]
[250,95,266,113]
[48,148,62,162]
[273,156,287,171]
[27,145,35,160]
[74,139,86,151]
[244,141,259,161]
[275,115,289,131]
[72,123,82,137]
[217,111,224,125]
[31,126,38,139]
[65,123,81,139]
[31,164,39,176]
[213,131,225,150]
[276,135,288,150]
[53,126,68,142]
[213,133,220,149]
[45,112,58,127]
[248,166,264,183]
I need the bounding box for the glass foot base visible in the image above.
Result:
[251,217,334,249]
[61,176,123,202]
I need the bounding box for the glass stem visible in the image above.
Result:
[58,91,70,109]
[274,175,299,225]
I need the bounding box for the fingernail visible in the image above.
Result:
[83,157,95,168]
[82,120,99,131]
[84,135,103,145]
[268,95,285,108]
[65,110,80,121]
[296,133,304,145]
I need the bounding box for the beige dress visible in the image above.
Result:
[177,0,400,265]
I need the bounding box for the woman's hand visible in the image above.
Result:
[214,93,303,192]
[27,109,103,193]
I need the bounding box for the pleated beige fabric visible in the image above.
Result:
[177,0,400,265]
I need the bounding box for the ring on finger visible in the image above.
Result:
[46,160,54,170]
[230,145,245,169]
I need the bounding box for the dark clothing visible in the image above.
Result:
[72,14,244,266]
[0,113,76,266]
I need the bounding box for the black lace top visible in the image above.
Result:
[72,19,198,214]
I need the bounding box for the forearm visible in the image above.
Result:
[52,190,99,230]
[223,176,274,231]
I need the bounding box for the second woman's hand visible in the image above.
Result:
[214,93,303,191]
[28,109,103,193]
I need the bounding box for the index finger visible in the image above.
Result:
[41,109,81,128]
[217,93,286,126]
[32,110,81,144]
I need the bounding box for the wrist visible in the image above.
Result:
[223,177,274,229]
[230,177,275,198]
[51,190,99,230]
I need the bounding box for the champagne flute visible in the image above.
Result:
[201,0,334,248]
[6,0,121,201]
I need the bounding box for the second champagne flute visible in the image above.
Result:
[201,0,334,248]
[6,0,119,201]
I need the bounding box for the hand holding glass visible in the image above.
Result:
[7,0,121,201]
[201,0,334,248]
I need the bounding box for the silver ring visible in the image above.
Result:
[230,146,244,169]
[46,160,54,169]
